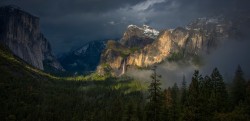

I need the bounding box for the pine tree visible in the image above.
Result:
[146,66,163,121]
[163,88,173,109]
[170,83,180,121]
[201,76,213,99]
[199,75,213,120]
[122,102,138,121]
[181,75,187,106]
[162,84,180,121]
[245,80,250,115]
[232,65,246,106]
[210,68,228,112]
[185,70,203,121]
[163,88,172,121]
[180,75,188,120]
[189,70,202,104]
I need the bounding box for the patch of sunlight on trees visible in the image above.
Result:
[64,72,109,81]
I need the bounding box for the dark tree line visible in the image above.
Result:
[1,62,249,121]
[146,66,250,121]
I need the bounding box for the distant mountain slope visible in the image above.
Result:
[0,5,64,72]
[59,40,107,75]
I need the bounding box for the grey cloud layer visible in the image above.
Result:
[1,0,250,54]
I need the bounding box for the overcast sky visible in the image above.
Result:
[1,0,250,54]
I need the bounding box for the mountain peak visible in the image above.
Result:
[126,24,159,39]
[0,5,64,72]
[142,24,159,38]
[127,24,141,30]
[0,5,38,18]
[119,24,160,48]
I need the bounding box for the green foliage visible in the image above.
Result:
[122,101,142,121]
[210,68,228,112]
[231,65,246,106]
[184,70,203,121]
[191,55,204,66]
[162,88,172,120]
[167,52,184,62]
[0,73,146,121]
[129,47,140,53]
[0,46,147,121]
[168,83,181,121]
[106,40,119,49]
[214,103,250,121]
[0,45,58,79]
[106,40,130,59]
[146,66,163,121]
[99,63,113,76]
[120,51,130,59]
[180,75,187,106]
[1,44,250,121]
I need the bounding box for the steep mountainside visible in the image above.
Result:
[98,17,239,76]
[59,40,106,75]
[0,43,56,81]
[0,6,64,72]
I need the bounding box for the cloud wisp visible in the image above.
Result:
[132,0,166,11]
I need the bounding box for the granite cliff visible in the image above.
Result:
[98,17,237,76]
[0,6,64,72]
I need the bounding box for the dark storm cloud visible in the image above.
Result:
[1,0,250,54]
[153,0,250,14]
[144,0,250,28]
[1,0,144,16]
[0,0,144,53]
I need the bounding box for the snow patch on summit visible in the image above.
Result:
[142,25,159,39]
[127,24,159,39]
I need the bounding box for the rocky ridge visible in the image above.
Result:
[98,17,236,76]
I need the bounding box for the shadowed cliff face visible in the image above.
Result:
[98,17,238,76]
[0,6,64,71]
[58,40,106,75]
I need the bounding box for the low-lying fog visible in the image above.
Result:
[127,39,250,88]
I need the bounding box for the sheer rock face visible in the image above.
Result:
[98,17,235,76]
[0,6,64,71]
[126,30,174,67]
